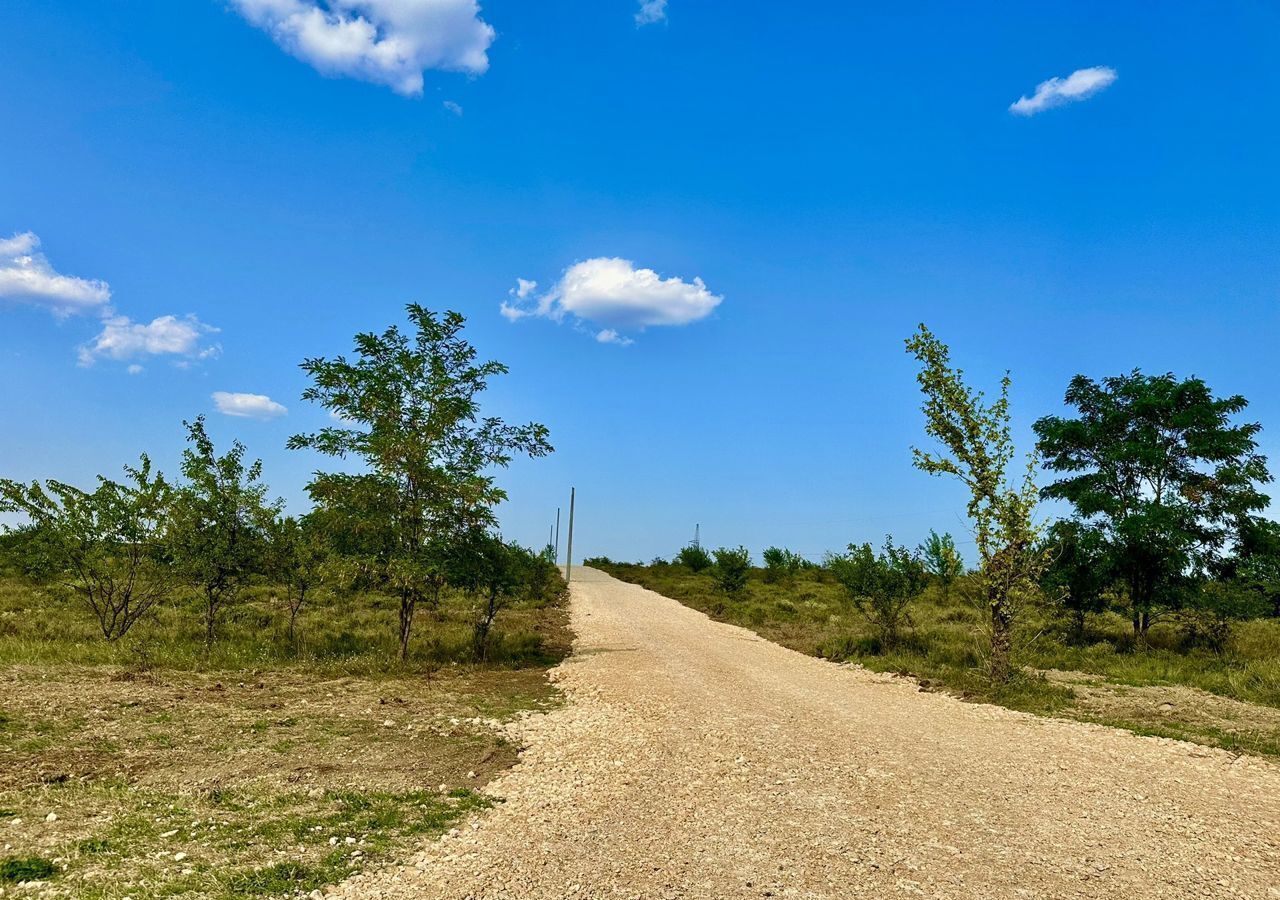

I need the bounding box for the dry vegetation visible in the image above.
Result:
[0,577,571,899]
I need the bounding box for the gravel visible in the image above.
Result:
[335,567,1280,899]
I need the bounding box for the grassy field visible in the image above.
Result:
[596,561,1280,758]
[0,576,570,898]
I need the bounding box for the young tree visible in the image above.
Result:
[450,533,557,661]
[1040,519,1110,640]
[170,417,276,647]
[288,306,552,661]
[0,456,173,640]
[827,536,927,648]
[264,514,329,643]
[762,547,803,585]
[712,546,752,596]
[675,544,713,573]
[919,530,964,601]
[1033,371,1272,638]
[905,325,1044,681]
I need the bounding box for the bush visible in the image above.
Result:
[675,545,713,573]
[762,547,803,584]
[0,856,57,883]
[826,536,926,648]
[712,546,752,596]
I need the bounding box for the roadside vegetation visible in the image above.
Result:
[0,306,566,898]
[592,324,1280,759]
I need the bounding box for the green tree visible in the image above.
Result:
[1234,518,1280,618]
[1033,371,1272,638]
[170,417,277,647]
[0,456,173,640]
[827,536,927,648]
[1040,519,1110,640]
[711,546,751,596]
[905,325,1044,681]
[919,530,964,601]
[675,544,713,573]
[264,514,329,643]
[761,547,803,584]
[288,306,552,661]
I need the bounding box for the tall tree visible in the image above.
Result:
[288,305,552,661]
[905,325,1044,681]
[1033,371,1271,637]
[170,417,276,647]
[0,456,173,640]
[919,530,964,601]
[1040,519,1110,640]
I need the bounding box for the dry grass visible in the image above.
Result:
[0,576,572,898]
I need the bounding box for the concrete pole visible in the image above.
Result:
[565,487,576,584]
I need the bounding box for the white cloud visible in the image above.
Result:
[1010,66,1117,116]
[501,257,721,343]
[126,364,144,375]
[443,99,463,115]
[212,391,289,420]
[231,0,495,96]
[78,314,221,366]
[0,232,111,317]
[635,0,667,26]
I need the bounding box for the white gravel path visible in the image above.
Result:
[335,566,1280,899]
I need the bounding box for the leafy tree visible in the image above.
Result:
[919,530,964,601]
[450,533,558,661]
[264,514,329,643]
[1033,371,1272,638]
[762,547,803,584]
[827,536,927,648]
[0,456,173,640]
[1234,518,1280,618]
[288,306,552,661]
[170,417,277,647]
[1182,580,1267,654]
[675,544,713,573]
[906,325,1044,681]
[1040,519,1110,640]
[711,546,751,596]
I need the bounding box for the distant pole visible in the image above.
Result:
[555,507,561,565]
[565,488,576,584]
[694,523,700,550]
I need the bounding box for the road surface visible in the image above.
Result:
[336,567,1280,899]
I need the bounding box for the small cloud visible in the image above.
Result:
[596,329,633,346]
[212,391,288,420]
[443,99,463,116]
[231,0,496,96]
[1010,66,1117,116]
[501,257,721,344]
[0,232,111,317]
[126,364,144,375]
[79,314,220,367]
[635,0,667,26]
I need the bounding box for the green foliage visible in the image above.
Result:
[1182,580,1269,653]
[0,856,57,882]
[0,456,174,641]
[919,530,964,600]
[169,417,278,647]
[826,536,927,647]
[264,514,330,642]
[711,546,751,596]
[1034,371,1273,637]
[449,533,562,660]
[674,544,713,573]
[906,324,1045,681]
[761,547,803,584]
[288,305,552,660]
[1041,519,1111,638]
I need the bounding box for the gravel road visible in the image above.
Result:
[336,567,1280,899]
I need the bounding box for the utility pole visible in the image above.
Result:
[554,507,561,565]
[565,487,576,584]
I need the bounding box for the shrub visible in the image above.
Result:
[675,545,713,573]
[762,547,803,584]
[0,856,57,883]
[826,536,926,648]
[711,546,751,596]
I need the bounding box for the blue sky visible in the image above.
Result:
[3,1,1280,562]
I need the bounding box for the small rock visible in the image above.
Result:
[173,852,188,862]
[44,813,57,823]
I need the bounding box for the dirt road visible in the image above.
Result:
[336,567,1280,899]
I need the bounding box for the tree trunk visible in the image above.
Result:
[398,592,416,662]
[988,591,1014,683]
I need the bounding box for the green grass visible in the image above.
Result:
[599,561,1280,754]
[0,573,570,899]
